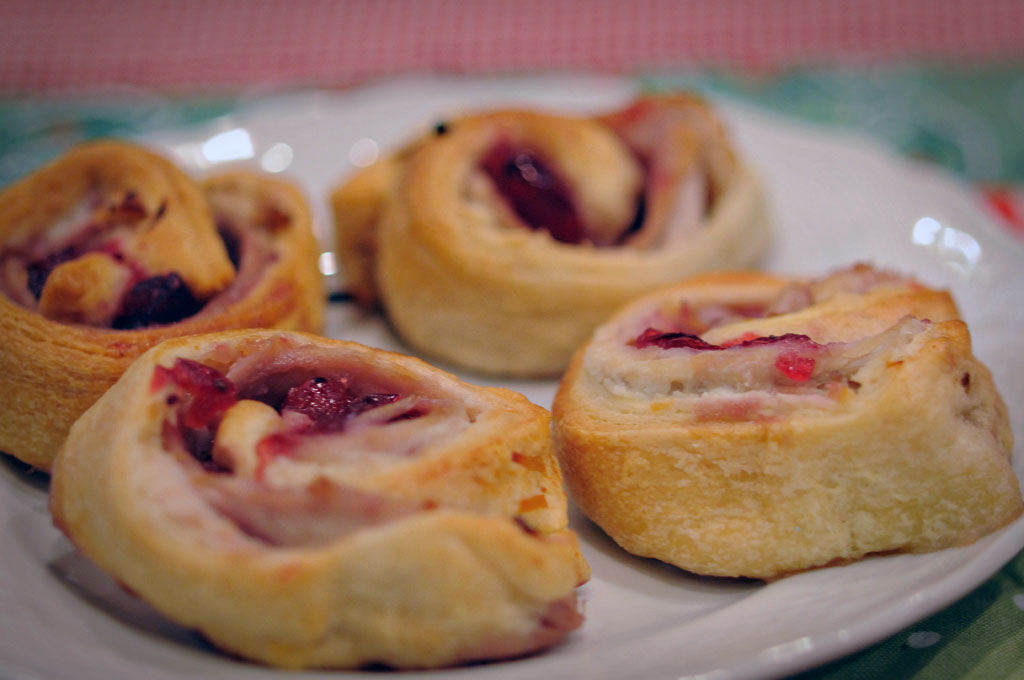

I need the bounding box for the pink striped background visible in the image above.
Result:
[1,0,1022,93]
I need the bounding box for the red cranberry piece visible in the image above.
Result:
[112,272,203,329]
[633,328,819,353]
[634,328,824,383]
[737,333,818,349]
[634,328,721,350]
[774,351,817,382]
[282,377,357,433]
[156,358,237,430]
[155,358,236,468]
[480,143,585,244]
[281,378,421,433]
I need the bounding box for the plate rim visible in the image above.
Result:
[1,73,1021,680]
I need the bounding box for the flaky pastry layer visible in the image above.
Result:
[332,94,771,377]
[0,142,323,469]
[554,266,1021,579]
[50,329,586,668]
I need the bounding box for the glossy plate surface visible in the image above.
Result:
[2,75,1022,680]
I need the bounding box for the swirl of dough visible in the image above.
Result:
[51,329,586,669]
[332,94,771,377]
[0,142,323,469]
[553,264,1021,579]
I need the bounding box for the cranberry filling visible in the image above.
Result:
[775,350,817,382]
[155,362,428,470]
[8,199,244,329]
[282,376,355,427]
[109,221,244,329]
[112,272,203,329]
[155,358,237,430]
[280,376,424,434]
[480,143,586,244]
[634,328,817,352]
[633,329,824,384]
[154,358,237,467]
[30,192,149,287]
[633,329,719,351]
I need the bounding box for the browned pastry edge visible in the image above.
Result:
[553,267,1021,579]
[0,145,323,469]
[50,329,587,669]
[331,93,771,377]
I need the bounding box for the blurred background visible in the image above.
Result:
[2,0,1023,229]
[2,0,1023,231]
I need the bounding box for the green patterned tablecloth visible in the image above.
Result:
[1,64,1022,679]
[798,556,1024,679]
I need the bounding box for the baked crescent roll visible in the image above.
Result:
[332,93,771,377]
[50,329,587,669]
[554,264,1021,579]
[0,141,323,470]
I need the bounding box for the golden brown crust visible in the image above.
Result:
[330,153,406,307]
[553,265,1021,579]
[0,142,323,469]
[331,94,771,377]
[50,329,586,668]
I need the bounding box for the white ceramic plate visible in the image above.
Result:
[2,75,1022,680]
